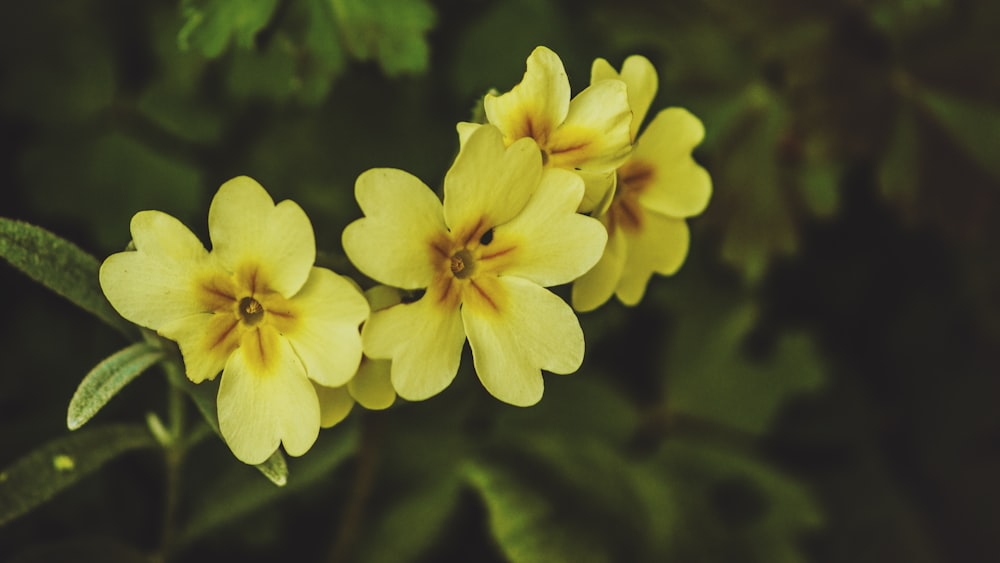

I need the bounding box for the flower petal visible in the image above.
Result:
[159,312,239,383]
[280,269,368,387]
[444,125,541,234]
[594,55,658,141]
[99,210,209,330]
[499,168,607,286]
[342,168,446,289]
[313,382,355,428]
[616,211,690,306]
[217,329,320,464]
[348,358,396,410]
[463,277,584,406]
[633,108,712,218]
[362,294,466,401]
[208,176,316,297]
[484,46,570,146]
[546,78,632,173]
[456,121,480,148]
[571,227,627,312]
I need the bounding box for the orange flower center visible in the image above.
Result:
[606,159,655,234]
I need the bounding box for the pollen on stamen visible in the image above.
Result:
[239,296,265,325]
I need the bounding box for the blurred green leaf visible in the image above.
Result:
[7,537,151,563]
[717,85,798,283]
[178,0,280,57]
[653,439,822,563]
[330,0,436,76]
[0,218,134,337]
[879,105,921,214]
[67,343,165,430]
[355,475,462,563]
[178,421,357,544]
[163,363,288,486]
[0,424,157,527]
[656,265,826,436]
[19,132,203,250]
[914,87,1000,182]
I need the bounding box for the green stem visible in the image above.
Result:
[157,362,188,562]
[327,413,384,563]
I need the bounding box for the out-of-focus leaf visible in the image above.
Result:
[178,0,280,57]
[18,132,202,250]
[163,364,288,486]
[7,537,150,563]
[0,218,134,337]
[451,0,570,100]
[914,87,1000,182]
[330,0,436,76]
[799,139,841,218]
[656,263,826,436]
[717,84,798,284]
[465,434,650,563]
[354,475,462,563]
[67,343,164,430]
[0,425,157,526]
[652,439,822,563]
[879,105,921,214]
[178,421,357,544]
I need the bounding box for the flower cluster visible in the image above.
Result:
[99,47,710,464]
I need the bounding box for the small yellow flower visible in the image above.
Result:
[100,177,370,464]
[343,125,607,406]
[572,56,713,312]
[458,46,633,213]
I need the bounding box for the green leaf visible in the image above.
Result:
[178,421,358,544]
[67,343,165,430]
[652,439,822,563]
[879,105,921,214]
[656,263,826,436]
[0,218,134,337]
[913,87,1000,182]
[178,0,280,58]
[330,0,436,76]
[0,424,157,527]
[163,362,288,486]
[354,476,462,563]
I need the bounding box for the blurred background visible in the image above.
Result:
[1,0,999,561]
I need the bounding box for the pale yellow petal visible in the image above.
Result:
[499,168,607,286]
[463,277,584,406]
[348,358,396,410]
[618,55,658,140]
[575,168,617,214]
[99,210,209,330]
[456,121,481,148]
[571,227,627,312]
[208,176,315,297]
[547,78,632,173]
[484,46,570,145]
[217,332,320,464]
[342,168,446,289]
[633,108,712,218]
[313,382,355,428]
[159,312,239,383]
[283,269,368,388]
[445,126,541,234]
[616,212,690,306]
[362,295,466,401]
[590,57,618,83]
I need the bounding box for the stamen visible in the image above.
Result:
[239,296,265,325]
[450,249,476,279]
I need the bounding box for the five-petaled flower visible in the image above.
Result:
[458,46,633,213]
[342,125,607,406]
[572,56,713,312]
[100,176,370,464]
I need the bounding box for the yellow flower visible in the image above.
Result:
[572,56,713,312]
[99,176,370,464]
[458,46,633,213]
[342,125,607,406]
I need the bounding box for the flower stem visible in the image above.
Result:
[327,412,385,563]
[156,362,188,562]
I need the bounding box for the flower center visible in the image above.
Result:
[450,249,476,279]
[238,296,265,325]
[607,160,655,233]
